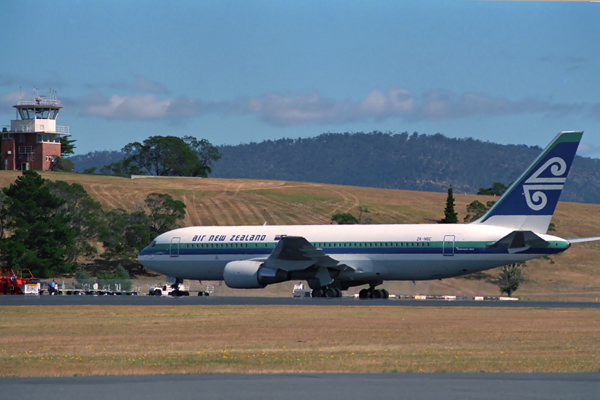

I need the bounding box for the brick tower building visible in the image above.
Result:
[1,89,70,171]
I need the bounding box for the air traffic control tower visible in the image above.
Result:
[1,89,70,171]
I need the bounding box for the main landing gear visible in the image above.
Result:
[311,287,342,298]
[358,287,389,299]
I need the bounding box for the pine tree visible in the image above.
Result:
[60,136,77,156]
[0,171,77,277]
[441,186,458,223]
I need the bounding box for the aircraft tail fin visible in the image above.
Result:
[473,131,583,233]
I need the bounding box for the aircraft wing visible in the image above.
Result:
[566,236,600,244]
[261,236,351,272]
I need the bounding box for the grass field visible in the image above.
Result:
[1,305,598,376]
[1,171,599,298]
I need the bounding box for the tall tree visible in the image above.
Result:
[100,193,187,262]
[463,200,496,222]
[183,136,222,176]
[60,136,77,156]
[144,193,186,235]
[46,180,105,262]
[477,182,508,196]
[441,186,458,223]
[104,136,220,177]
[50,157,74,172]
[0,171,77,277]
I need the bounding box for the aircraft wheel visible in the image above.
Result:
[382,289,389,299]
[312,289,323,298]
[183,291,190,296]
[359,289,370,299]
[325,288,336,298]
[154,289,162,297]
[335,288,342,297]
[372,289,382,299]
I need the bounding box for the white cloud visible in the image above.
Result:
[58,87,586,125]
[246,88,416,125]
[246,92,354,125]
[79,93,209,120]
[416,90,579,121]
[359,88,415,116]
[577,143,600,157]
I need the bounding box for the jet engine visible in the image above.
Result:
[223,260,289,289]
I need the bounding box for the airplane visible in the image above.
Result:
[138,131,600,299]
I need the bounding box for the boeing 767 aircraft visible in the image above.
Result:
[138,131,600,298]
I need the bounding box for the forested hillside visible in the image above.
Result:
[69,150,125,173]
[69,132,600,203]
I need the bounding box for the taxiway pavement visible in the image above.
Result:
[1,373,598,400]
[1,295,600,308]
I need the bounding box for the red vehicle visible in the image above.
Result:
[0,267,40,295]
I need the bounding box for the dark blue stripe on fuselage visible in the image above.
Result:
[140,246,564,257]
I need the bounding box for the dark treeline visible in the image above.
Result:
[0,171,186,278]
[69,131,600,204]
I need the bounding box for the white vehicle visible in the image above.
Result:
[139,131,600,299]
[292,282,312,298]
[149,283,190,297]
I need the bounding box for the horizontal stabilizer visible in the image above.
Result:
[488,230,547,249]
[566,236,600,244]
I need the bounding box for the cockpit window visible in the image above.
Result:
[150,240,156,247]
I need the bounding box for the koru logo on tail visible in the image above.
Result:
[523,157,567,211]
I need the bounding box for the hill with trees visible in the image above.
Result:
[69,131,600,204]
[0,171,598,298]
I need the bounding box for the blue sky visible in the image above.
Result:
[1,0,599,157]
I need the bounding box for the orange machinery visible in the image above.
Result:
[0,267,40,294]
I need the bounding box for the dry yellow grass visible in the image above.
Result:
[1,171,599,297]
[0,305,599,376]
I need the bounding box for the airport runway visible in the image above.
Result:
[1,373,598,400]
[1,295,600,308]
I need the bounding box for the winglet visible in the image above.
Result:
[473,131,583,233]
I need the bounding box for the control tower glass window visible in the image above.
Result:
[18,109,32,120]
[35,108,51,119]
[18,108,58,120]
